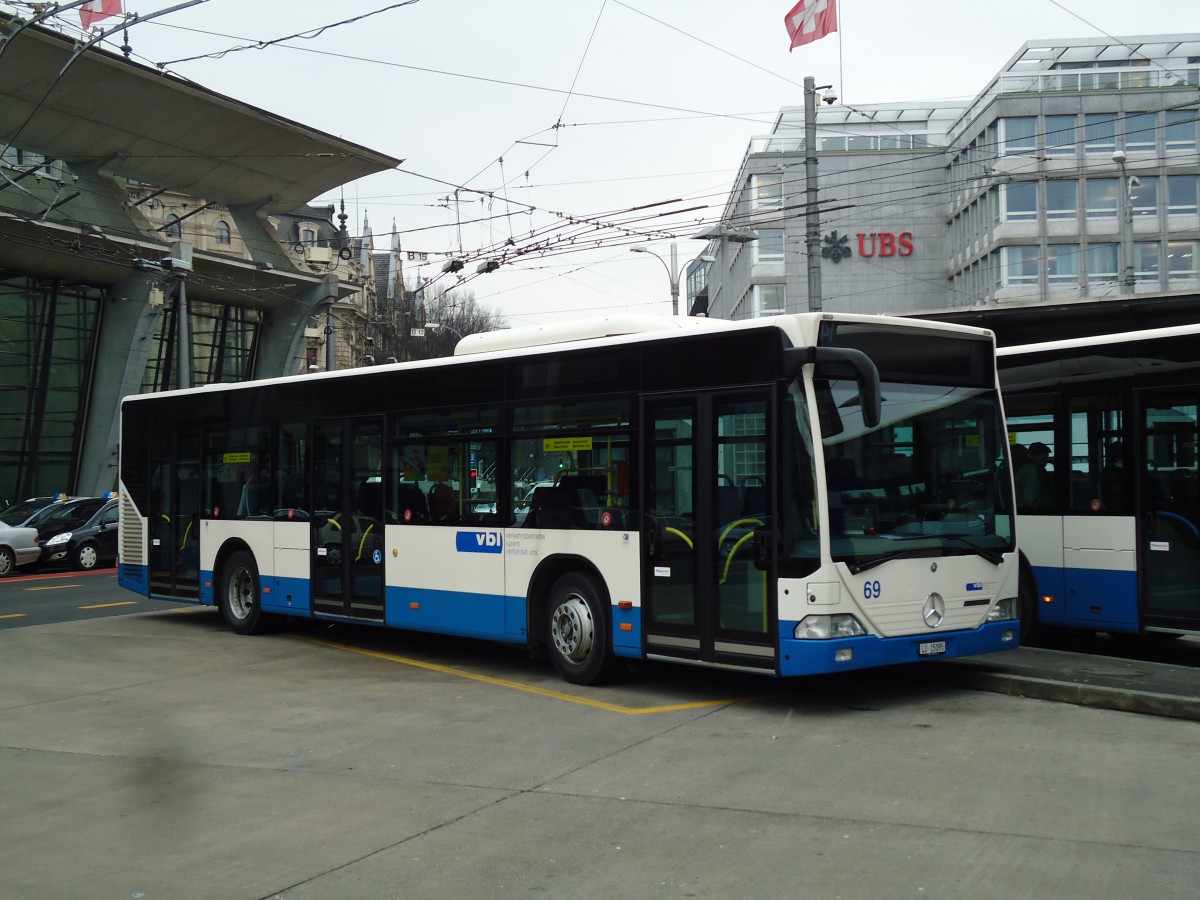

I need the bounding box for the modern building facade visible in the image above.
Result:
[0,13,399,503]
[700,35,1200,322]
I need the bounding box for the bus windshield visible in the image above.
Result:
[817,377,1014,574]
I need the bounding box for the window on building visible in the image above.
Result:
[214,220,232,245]
[1087,243,1119,285]
[164,214,181,239]
[1130,176,1157,217]
[1001,117,1036,155]
[1045,115,1077,156]
[1084,113,1117,154]
[754,229,784,263]
[1046,245,1080,285]
[299,226,319,245]
[1134,242,1160,282]
[1165,110,1197,152]
[1167,240,1198,281]
[751,172,783,210]
[1085,178,1118,219]
[1003,182,1037,221]
[1002,246,1040,285]
[754,284,785,316]
[1046,179,1078,220]
[1123,112,1157,152]
[1167,175,1199,215]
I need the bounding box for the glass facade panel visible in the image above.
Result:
[1002,246,1039,285]
[1123,112,1157,152]
[1044,115,1077,155]
[1167,241,1198,280]
[1085,178,1118,219]
[1003,182,1037,221]
[1084,113,1117,153]
[1001,117,1036,155]
[141,298,260,392]
[754,229,784,262]
[1165,110,1197,152]
[1167,175,1199,215]
[1134,242,1160,282]
[0,276,101,500]
[1087,243,1119,284]
[1130,176,1158,217]
[1046,179,1078,219]
[751,172,782,209]
[1046,245,1080,284]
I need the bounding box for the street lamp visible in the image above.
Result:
[1113,150,1137,293]
[632,244,716,316]
[425,322,464,340]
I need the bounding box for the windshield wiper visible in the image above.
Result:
[848,547,933,575]
[941,534,1003,565]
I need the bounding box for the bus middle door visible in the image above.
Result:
[312,419,385,621]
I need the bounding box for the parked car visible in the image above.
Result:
[0,495,67,527]
[35,497,120,571]
[0,521,41,576]
[24,497,110,570]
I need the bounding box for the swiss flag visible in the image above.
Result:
[785,0,837,51]
[79,0,123,29]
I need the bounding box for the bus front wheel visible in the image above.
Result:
[545,572,618,685]
[220,550,268,635]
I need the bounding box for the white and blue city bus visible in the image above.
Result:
[118,313,1020,684]
[999,323,1200,639]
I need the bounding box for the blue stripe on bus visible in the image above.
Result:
[1031,564,1139,632]
[386,585,525,642]
[612,604,642,658]
[778,619,1017,676]
[262,574,312,615]
[118,561,148,595]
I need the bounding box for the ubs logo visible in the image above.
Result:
[455,531,503,554]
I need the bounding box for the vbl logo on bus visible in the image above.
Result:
[456,531,503,554]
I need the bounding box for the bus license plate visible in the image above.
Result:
[919,640,946,657]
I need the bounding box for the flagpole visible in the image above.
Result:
[803,75,822,312]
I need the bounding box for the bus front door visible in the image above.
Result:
[312,419,385,621]
[643,393,777,671]
[148,430,201,599]
[1140,392,1200,631]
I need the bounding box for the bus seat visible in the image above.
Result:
[396,483,428,523]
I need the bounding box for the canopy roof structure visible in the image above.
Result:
[0,12,400,213]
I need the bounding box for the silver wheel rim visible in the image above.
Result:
[550,594,594,664]
[0,551,11,576]
[79,545,98,569]
[227,565,255,620]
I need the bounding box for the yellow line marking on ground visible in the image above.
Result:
[302,636,748,715]
[0,613,26,619]
[79,601,140,610]
[26,584,84,591]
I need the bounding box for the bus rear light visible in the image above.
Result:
[795,614,866,640]
[1042,595,1054,604]
[620,623,632,631]
[617,600,633,610]
[410,602,420,609]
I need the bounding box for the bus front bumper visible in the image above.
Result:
[778,619,1019,677]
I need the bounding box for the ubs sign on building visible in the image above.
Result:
[700,34,1200,322]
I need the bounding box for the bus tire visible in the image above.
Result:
[545,571,618,685]
[220,550,269,635]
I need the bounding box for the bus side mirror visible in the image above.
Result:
[784,346,882,429]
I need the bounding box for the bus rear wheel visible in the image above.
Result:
[546,572,618,685]
[220,550,269,635]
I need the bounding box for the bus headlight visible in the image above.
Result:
[987,597,1017,622]
[795,614,867,640]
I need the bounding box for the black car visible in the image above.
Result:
[0,495,68,527]
[29,497,118,571]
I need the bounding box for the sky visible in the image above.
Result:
[6,0,1198,325]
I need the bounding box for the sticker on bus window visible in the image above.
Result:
[223,452,252,464]
[543,436,592,451]
[654,566,671,577]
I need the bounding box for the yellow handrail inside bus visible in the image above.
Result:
[664,526,693,549]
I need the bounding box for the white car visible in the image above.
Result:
[0,522,41,577]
